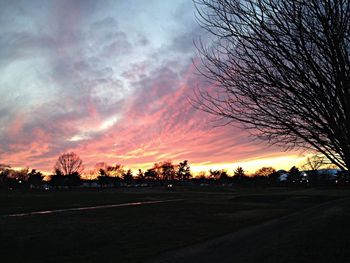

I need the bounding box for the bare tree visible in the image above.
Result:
[254,167,276,177]
[302,154,326,171]
[194,0,350,170]
[54,152,84,176]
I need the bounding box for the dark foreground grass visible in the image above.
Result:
[0,187,349,263]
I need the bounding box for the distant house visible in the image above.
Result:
[317,169,340,177]
[279,169,341,183]
[276,170,288,182]
[304,169,340,181]
[278,173,289,182]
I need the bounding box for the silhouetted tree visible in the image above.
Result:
[233,167,244,177]
[303,155,326,171]
[123,169,133,183]
[65,172,81,187]
[218,170,229,182]
[27,169,44,189]
[106,164,125,178]
[151,161,176,181]
[136,169,144,180]
[144,168,158,180]
[287,166,301,184]
[302,155,327,184]
[96,166,122,187]
[97,169,110,187]
[6,168,29,189]
[267,170,283,185]
[54,152,83,176]
[49,169,65,188]
[152,163,163,180]
[0,164,11,188]
[194,171,207,184]
[209,169,221,180]
[0,164,11,172]
[194,0,350,170]
[94,163,125,185]
[176,160,191,180]
[254,167,276,177]
[99,168,107,177]
[93,162,109,177]
[232,166,247,183]
[159,161,176,181]
[197,171,207,179]
[209,169,228,182]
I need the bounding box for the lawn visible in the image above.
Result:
[0,186,349,263]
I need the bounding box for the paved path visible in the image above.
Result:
[3,199,185,217]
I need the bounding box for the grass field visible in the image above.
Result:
[1,186,350,263]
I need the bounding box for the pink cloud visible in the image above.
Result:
[1,59,302,173]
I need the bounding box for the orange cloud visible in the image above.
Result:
[1,60,305,174]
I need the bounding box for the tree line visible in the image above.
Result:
[0,152,349,190]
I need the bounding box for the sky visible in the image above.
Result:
[0,0,307,174]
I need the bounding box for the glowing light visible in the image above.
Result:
[190,155,307,175]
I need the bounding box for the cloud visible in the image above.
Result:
[90,16,118,29]
[0,0,303,173]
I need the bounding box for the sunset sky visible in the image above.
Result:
[0,0,308,174]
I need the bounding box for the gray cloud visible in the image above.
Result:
[1,0,288,172]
